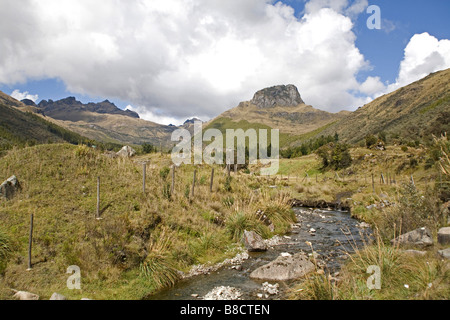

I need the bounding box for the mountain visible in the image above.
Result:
[205,84,349,146]
[22,96,177,148]
[317,68,450,144]
[35,97,140,119]
[0,91,93,151]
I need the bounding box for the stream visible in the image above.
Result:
[147,207,371,300]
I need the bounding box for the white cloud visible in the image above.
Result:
[10,90,39,102]
[125,105,185,126]
[376,32,450,95]
[0,0,397,123]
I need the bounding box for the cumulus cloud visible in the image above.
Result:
[10,90,39,102]
[375,32,450,96]
[4,0,441,124]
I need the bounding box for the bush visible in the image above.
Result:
[365,135,377,148]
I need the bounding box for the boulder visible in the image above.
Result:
[50,292,67,300]
[391,227,433,248]
[250,252,315,281]
[437,227,450,245]
[13,291,39,300]
[0,175,20,200]
[437,248,450,260]
[242,230,267,252]
[116,146,136,158]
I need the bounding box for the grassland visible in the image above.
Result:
[0,138,448,300]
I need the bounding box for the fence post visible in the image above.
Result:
[171,165,175,195]
[27,213,34,271]
[96,176,101,219]
[191,170,197,199]
[210,168,214,193]
[372,173,375,193]
[143,162,146,194]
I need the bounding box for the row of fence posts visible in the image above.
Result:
[24,162,418,270]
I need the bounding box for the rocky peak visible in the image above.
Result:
[250,84,304,108]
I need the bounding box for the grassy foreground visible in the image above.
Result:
[0,141,449,300]
[0,144,295,300]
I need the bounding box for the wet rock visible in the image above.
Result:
[13,291,39,300]
[242,230,267,252]
[391,227,433,248]
[50,292,67,300]
[437,227,450,245]
[203,286,242,300]
[250,252,315,281]
[261,282,279,295]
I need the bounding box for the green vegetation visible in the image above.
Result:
[0,144,296,300]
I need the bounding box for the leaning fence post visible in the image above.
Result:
[191,170,197,199]
[27,213,34,271]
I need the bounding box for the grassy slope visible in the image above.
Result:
[319,68,450,144]
[0,144,296,300]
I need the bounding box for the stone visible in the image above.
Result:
[203,286,242,300]
[242,230,267,252]
[391,227,434,248]
[250,252,315,281]
[250,85,304,109]
[116,146,136,158]
[50,292,67,300]
[13,291,39,300]
[0,175,21,200]
[437,248,450,260]
[437,227,450,245]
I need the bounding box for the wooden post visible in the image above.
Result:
[171,165,175,195]
[372,173,375,193]
[381,173,386,184]
[234,164,237,175]
[27,213,34,271]
[191,170,197,198]
[227,164,231,177]
[96,176,100,219]
[210,168,214,193]
[143,162,146,194]
[410,175,415,187]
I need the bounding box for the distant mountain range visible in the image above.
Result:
[0,68,448,151]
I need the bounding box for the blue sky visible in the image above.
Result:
[1,0,449,125]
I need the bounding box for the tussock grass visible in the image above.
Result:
[0,143,296,299]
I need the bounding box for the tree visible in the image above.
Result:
[365,134,377,148]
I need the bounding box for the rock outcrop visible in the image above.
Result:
[250,252,315,281]
[0,175,20,200]
[391,227,434,248]
[250,84,304,108]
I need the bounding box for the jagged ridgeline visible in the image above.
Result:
[0,91,121,153]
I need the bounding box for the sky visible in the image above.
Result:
[0,0,449,125]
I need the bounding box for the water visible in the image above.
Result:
[147,207,371,300]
